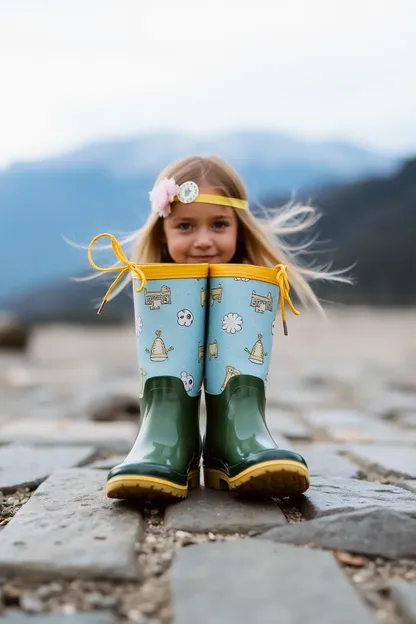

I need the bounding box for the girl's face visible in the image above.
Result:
[162,187,239,264]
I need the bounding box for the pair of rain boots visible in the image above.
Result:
[106,262,310,501]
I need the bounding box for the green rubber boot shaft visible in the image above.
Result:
[108,376,201,486]
[204,374,307,478]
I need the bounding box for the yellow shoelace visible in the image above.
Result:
[274,264,300,335]
[88,233,300,330]
[88,233,147,314]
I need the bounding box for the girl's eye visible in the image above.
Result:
[177,223,193,231]
[212,221,229,229]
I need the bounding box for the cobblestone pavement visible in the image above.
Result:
[0,307,416,623]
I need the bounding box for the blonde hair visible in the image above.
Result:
[87,155,350,311]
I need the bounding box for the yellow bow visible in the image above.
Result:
[87,233,147,314]
[274,264,300,335]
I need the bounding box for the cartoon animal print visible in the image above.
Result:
[139,368,147,397]
[222,312,243,334]
[180,371,194,393]
[208,340,218,360]
[210,284,223,306]
[145,330,174,362]
[221,365,241,391]
[177,309,194,327]
[144,285,171,310]
[200,287,207,308]
[244,334,267,365]
[250,291,273,314]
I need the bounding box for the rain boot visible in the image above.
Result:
[203,264,310,497]
[106,263,209,500]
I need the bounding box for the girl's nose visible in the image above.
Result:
[194,229,213,249]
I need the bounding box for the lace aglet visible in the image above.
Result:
[283,319,288,336]
[97,299,107,315]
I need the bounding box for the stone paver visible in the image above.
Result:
[164,487,287,534]
[399,412,416,428]
[171,540,376,624]
[0,613,116,623]
[304,409,368,428]
[0,419,136,453]
[400,481,416,495]
[84,455,125,470]
[294,444,360,478]
[298,476,416,519]
[267,410,312,440]
[390,582,416,623]
[0,469,142,581]
[258,508,416,559]
[348,445,416,478]
[0,444,96,493]
[302,409,416,443]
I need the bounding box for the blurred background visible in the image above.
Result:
[0,0,415,329]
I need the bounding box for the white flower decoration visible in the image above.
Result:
[222,312,243,334]
[233,277,250,282]
[177,309,194,327]
[271,320,275,336]
[135,316,143,336]
[180,371,194,392]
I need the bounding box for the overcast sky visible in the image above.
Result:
[0,0,415,167]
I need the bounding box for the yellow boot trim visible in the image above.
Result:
[106,469,200,500]
[87,232,208,314]
[209,263,300,335]
[209,264,280,284]
[204,460,310,496]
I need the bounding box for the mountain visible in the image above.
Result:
[0,131,398,303]
[3,155,415,322]
[298,157,416,305]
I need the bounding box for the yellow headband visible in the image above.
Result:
[149,179,248,218]
[175,181,248,210]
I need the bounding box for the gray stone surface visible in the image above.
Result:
[0,469,142,581]
[259,508,416,559]
[390,582,416,624]
[84,455,125,470]
[0,419,136,453]
[304,409,368,428]
[348,445,416,478]
[400,481,416,495]
[294,444,360,478]
[0,444,96,493]
[399,412,416,428]
[298,476,416,519]
[302,409,416,443]
[164,487,287,534]
[0,613,116,623]
[267,410,312,440]
[171,540,376,624]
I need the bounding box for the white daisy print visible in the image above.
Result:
[222,312,243,334]
[135,316,143,336]
[177,309,194,327]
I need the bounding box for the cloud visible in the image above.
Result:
[0,0,415,166]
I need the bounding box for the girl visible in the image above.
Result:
[88,155,348,502]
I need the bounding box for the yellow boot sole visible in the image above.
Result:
[204,460,310,496]
[106,468,200,500]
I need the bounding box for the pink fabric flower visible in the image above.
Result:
[149,177,179,218]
